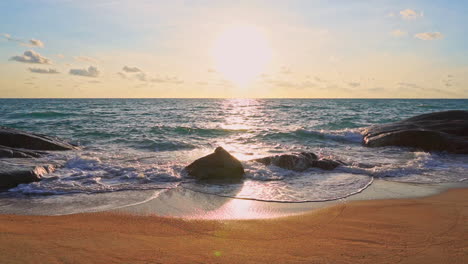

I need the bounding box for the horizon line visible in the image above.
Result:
[0,97,467,100]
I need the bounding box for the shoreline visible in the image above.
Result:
[114,179,467,219]
[0,187,466,263]
[0,179,466,219]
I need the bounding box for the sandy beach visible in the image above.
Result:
[0,188,466,264]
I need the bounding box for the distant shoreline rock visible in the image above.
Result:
[361,110,468,154]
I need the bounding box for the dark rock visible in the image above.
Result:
[0,145,44,158]
[253,152,343,171]
[0,163,55,189]
[362,110,468,154]
[0,126,77,151]
[184,147,245,181]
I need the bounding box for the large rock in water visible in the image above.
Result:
[253,152,344,171]
[362,110,468,154]
[0,126,77,151]
[184,147,245,181]
[0,126,77,189]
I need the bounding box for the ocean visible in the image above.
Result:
[0,99,467,213]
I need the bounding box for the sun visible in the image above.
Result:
[212,24,272,87]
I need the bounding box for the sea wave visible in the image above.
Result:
[8,111,78,119]
[149,125,249,137]
[257,128,362,144]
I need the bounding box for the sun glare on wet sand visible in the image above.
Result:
[212,24,272,87]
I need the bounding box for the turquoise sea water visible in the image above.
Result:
[0,99,467,205]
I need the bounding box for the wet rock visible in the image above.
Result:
[0,145,44,158]
[362,110,468,154]
[184,147,245,181]
[0,127,76,189]
[253,152,343,171]
[0,163,55,189]
[0,126,77,151]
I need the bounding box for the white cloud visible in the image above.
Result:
[122,66,142,73]
[29,39,44,47]
[10,50,51,64]
[74,56,99,63]
[28,68,59,74]
[415,32,443,40]
[69,66,100,77]
[391,29,407,37]
[3,34,45,47]
[400,9,423,20]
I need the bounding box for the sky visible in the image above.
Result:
[0,0,467,98]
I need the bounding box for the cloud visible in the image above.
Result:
[56,54,65,59]
[117,72,127,79]
[3,34,45,47]
[391,29,407,37]
[135,72,148,81]
[314,76,326,83]
[400,9,423,20]
[415,32,443,40]
[28,68,59,74]
[133,72,183,84]
[10,50,51,64]
[69,66,100,77]
[74,56,99,63]
[122,66,142,73]
[150,76,184,84]
[29,39,44,47]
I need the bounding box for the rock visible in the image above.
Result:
[0,145,44,158]
[362,110,468,154]
[253,152,343,171]
[0,127,76,190]
[0,126,77,151]
[184,147,245,181]
[0,163,55,189]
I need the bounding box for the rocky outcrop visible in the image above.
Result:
[184,147,245,181]
[253,152,344,171]
[0,163,55,189]
[362,110,468,154]
[0,126,77,189]
[0,126,77,151]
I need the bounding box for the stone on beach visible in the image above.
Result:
[361,110,468,154]
[184,147,245,181]
[253,152,343,171]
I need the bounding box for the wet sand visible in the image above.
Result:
[0,188,467,264]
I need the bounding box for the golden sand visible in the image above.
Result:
[0,188,467,264]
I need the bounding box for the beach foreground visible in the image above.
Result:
[1,189,467,264]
